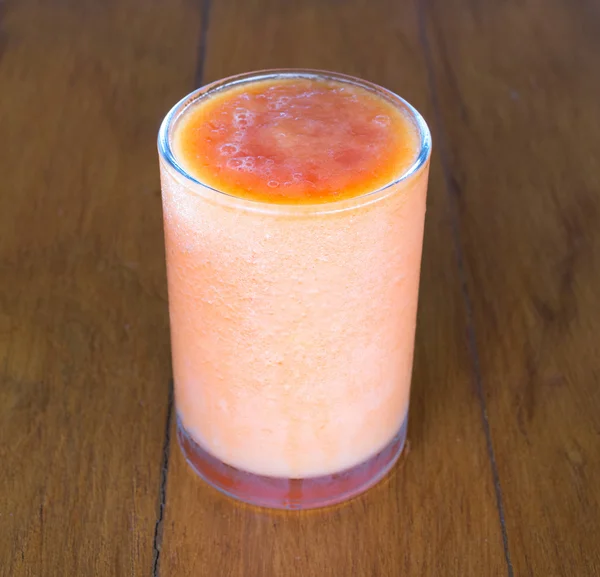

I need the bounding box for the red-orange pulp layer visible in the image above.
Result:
[173,77,420,204]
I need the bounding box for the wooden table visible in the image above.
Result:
[2,0,599,575]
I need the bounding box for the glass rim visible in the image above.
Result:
[158,68,431,215]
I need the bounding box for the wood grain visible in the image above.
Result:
[158,1,508,575]
[0,0,199,574]
[419,0,600,574]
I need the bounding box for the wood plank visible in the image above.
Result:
[158,1,508,575]
[419,0,600,574]
[0,1,200,574]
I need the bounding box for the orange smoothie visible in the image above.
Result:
[158,70,430,506]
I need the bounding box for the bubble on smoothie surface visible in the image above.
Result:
[219,143,239,156]
[227,156,256,172]
[373,115,391,127]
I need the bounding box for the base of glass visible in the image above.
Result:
[177,413,408,510]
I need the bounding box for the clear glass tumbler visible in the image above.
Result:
[158,70,431,509]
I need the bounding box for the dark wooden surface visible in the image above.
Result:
[1,0,599,575]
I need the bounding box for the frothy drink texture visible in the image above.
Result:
[160,75,429,481]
